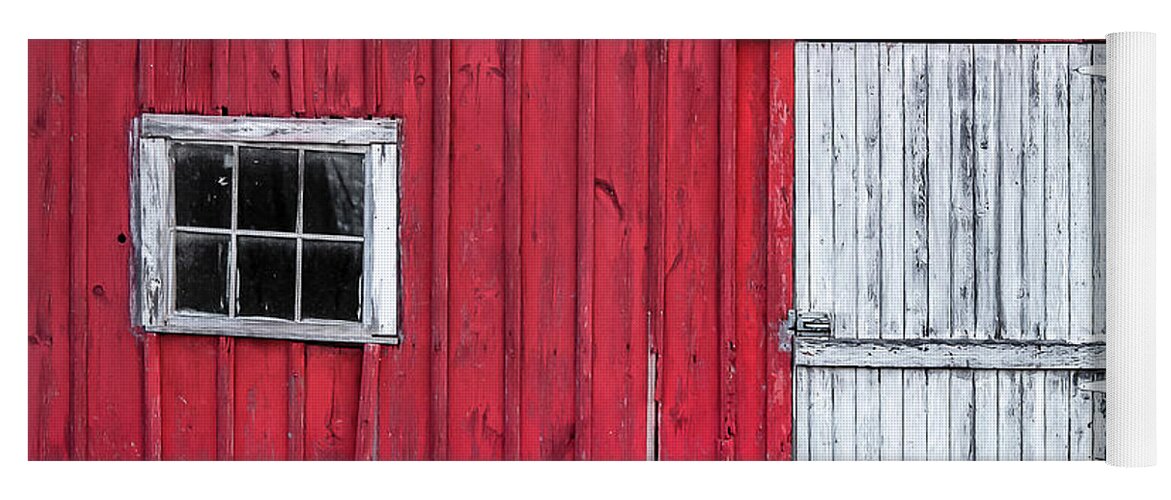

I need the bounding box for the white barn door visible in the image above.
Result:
[792,41,1106,461]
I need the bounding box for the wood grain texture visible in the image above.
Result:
[796,338,1104,369]
[766,39,795,461]
[717,39,737,461]
[660,39,720,460]
[575,39,596,462]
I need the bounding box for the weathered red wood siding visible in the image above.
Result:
[27,39,796,461]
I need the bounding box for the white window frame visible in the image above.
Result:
[131,114,400,345]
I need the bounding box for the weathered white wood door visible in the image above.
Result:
[792,41,1107,461]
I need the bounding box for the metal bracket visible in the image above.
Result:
[786,309,832,337]
[1075,65,1107,78]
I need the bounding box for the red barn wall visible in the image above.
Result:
[27,39,795,461]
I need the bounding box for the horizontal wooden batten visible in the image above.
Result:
[795,337,1105,370]
[140,114,399,145]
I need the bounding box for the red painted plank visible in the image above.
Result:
[447,40,506,460]
[303,40,367,117]
[574,39,596,461]
[717,39,738,461]
[661,39,721,460]
[501,39,522,461]
[592,40,651,460]
[216,337,235,460]
[287,40,307,116]
[211,40,229,113]
[228,40,293,117]
[733,40,771,461]
[304,346,362,460]
[28,39,72,461]
[766,40,797,461]
[87,39,148,460]
[152,40,214,114]
[143,332,162,460]
[355,344,382,460]
[160,335,218,460]
[68,39,89,462]
[519,39,578,461]
[646,40,669,460]
[287,342,306,460]
[377,39,434,461]
[429,39,452,461]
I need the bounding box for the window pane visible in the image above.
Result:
[236,236,296,319]
[239,147,299,232]
[302,241,363,321]
[304,151,365,236]
[174,232,229,314]
[173,143,233,228]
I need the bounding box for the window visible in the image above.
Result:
[133,114,399,345]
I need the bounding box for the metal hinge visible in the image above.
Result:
[786,309,832,337]
[1075,65,1107,78]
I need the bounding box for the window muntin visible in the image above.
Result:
[133,114,399,345]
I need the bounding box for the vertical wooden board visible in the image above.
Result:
[877,43,905,462]
[998,44,1025,340]
[1068,44,1094,343]
[1021,370,1046,460]
[734,39,769,460]
[717,39,737,461]
[1090,45,1106,338]
[730,39,768,461]
[901,44,929,463]
[70,39,90,461]
[879,43,905,341]
[1021,44,1046,340]
[233,339,288,460]
[304,346,362,460]
[575,39,596,462]
[902,369,927,460]
[502,39,522,461]
[448,39,506,460]
[28,39,72,460]
[926,369,949,460]
[160,335,218,460]
[853,43,881,461]
[997,370,1023,460]
[806,43,833,314]
[766,39,796,461]
[1042,44,1070,342]
[377,39,434,461]
[794,366,810,460]
[228,40,293,117]
[948,369,974,461]
[646,39,667,461]
[1070,371,1096,460]
[878,368,902,460]
[1044,369,1071,460]
[287,343,305,460]
[808,367,833,460]
[519,39,578,461]
[429,39,452,461]
[973,44,1000,341]
[217,338,235,461]
[354,344,381,460]
[1092,382,1106,460]
[151,40,214,114]
[973,369,998,460]
[903,44,929,341]
[794,42,809,312]
[925,43,951,340]
[829,43,858,462]
[302,40,368,118]
[86,39,144,460]
[659,39,720,461]
[949,44,976,339]
[593,40,650,460]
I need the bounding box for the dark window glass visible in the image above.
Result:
[239,147,299,232]
[174,232,229,314]
[304,151,365,236]
[173,143,233,228]
[302,241,363,321]
[236,236,296,319]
